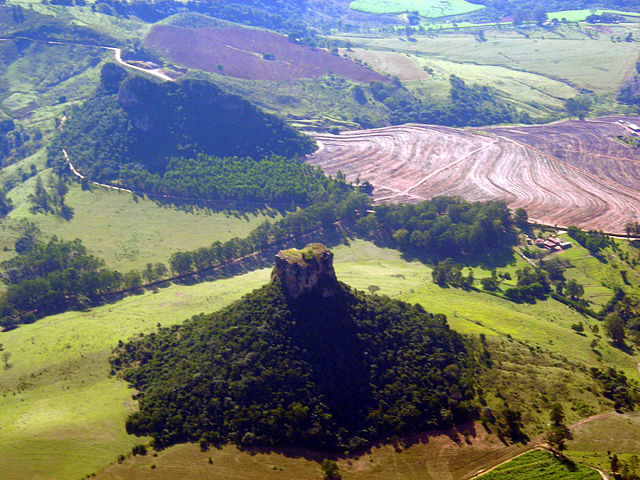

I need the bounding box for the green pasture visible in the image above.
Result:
[548,9,640,22]
[0,269,273,480]
[0,239,637,480]
[337,25,640,94]
[209,72,389,130]
[3,173,277,272]
[1,42,108,125]
[477,449,600,480]
[349,0,484,18]
[568,412,640,456]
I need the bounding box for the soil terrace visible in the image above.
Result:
[307,118,640,234]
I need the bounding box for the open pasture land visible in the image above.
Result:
[0,269,273,480]
[0,240,635,480]
[342,49,577,117]
[568,411,640,455]
[144,25,387,82]
[3,178,276,272]
[307,117,640,233]
[334,26,640,95]
[95,426,526,480]
[548,9,640,22]
[348,0,484,17]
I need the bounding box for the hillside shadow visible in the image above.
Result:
[236,422,476,461]
[145,192,287,217]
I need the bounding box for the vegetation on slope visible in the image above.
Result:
[0,233,137,328]
[356,197,518,262]
[365,75,527,127]
[112,277,475,451]
[48,64,329,205]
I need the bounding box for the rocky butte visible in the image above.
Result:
[271,243,338,299]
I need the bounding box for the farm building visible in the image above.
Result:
[535,237,572,251]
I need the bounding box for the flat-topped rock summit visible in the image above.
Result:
[272,243,338,299]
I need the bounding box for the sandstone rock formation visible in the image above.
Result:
[271,243,338,299]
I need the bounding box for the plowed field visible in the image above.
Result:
[144,25,387,82]
[307,118,640,233]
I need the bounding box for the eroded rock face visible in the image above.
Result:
[271,243,338,299]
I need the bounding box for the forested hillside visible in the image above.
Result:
[112,254,475,451]
[49,64,326,205]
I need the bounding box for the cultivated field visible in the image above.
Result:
[144,25,388,82]
[476,449,600,480]
[307,117,640,233]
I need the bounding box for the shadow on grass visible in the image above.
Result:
[234,422,478,462]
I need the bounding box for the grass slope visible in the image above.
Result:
[478,449,600,480]
[0,269,272,480]
[0,240,637,480]
[336,25,640,95]
[349,0,484,18]
[548,9,640,22]
[95,427,527,480]
[2,174,276,272]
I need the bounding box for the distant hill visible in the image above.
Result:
[144,25,388,82]
[48,65,333,205]
[112,244,475,451]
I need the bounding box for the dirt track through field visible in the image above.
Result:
[308,118,640,234]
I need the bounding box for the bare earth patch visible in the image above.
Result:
[307,117,640,233]
[145,25,388,82]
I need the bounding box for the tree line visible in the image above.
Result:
[119,154,352,206]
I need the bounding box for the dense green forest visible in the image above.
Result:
[112,277,475,451]
[49,64,323,205]
[121,154,351,205]
[165,195,521,277]
[356,197,518,261]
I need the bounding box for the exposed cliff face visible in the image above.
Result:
[271,243,338,299]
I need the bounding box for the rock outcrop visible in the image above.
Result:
[271,243,338,299]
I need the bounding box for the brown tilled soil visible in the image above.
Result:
[307,117,640,234]
[144,25,388,82]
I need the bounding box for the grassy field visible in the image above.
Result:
[477,449,600,480]
[548,9,640,22]
[94,426,528,480]
[342,47,577,117]
[2,168,277,271]
[0,269,273,480]
[208,71,390,130]
[0,239,637,480]
[568,411,640,455]
[349,0,484,18]
[1,41,108,127]
[336,25,640,95]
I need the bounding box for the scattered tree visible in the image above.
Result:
[321,459,341,480]
[545,402,571,454]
